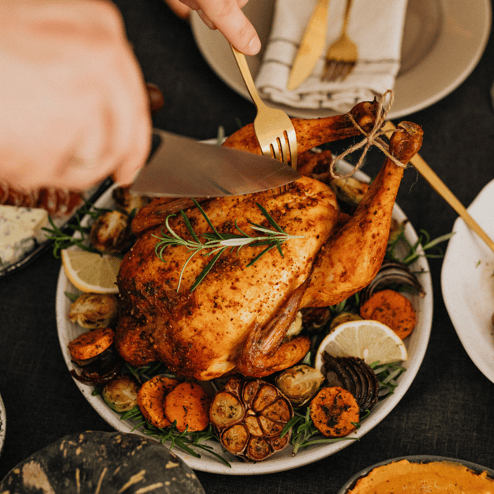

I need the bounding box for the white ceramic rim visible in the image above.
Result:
[0,392,6,458]
[441,178,494,384]
[190,0,491,120]
[56,162,433,475]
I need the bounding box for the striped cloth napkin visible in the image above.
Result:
[255,0,408,113]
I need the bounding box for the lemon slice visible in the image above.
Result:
[61,249,121,294]
[315,319,408,369]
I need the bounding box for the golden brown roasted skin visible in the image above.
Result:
[116,103,423,381]
[117,176,339,379]
[223,100,379,155]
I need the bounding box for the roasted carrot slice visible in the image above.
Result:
[68,327,115,362]
[164,382,211,432]
[359,289,417,339]
[309,386,359,437]
[137,375,179,429]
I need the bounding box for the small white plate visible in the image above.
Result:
[441,179,494,384]
[191,0,491,119]
[0,392,6,458]
[56,163,433,475]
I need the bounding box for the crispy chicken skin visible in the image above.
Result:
[115,103,423,381]
[117,176,339,379]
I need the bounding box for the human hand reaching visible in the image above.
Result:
[0,0,152,191]
[164,0,261,55]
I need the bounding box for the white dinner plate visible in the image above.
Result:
[0,391,6,458]
[191,0,491,119]
[441,179,494,384]
[56,162,433,475]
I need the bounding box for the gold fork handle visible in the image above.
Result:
[231,45,265,110]
[412,153,494,253]
[384,122,494,254]
[341,0,353,33]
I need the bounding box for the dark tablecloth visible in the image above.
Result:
[1,1,494,492]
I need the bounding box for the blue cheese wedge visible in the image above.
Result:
[0,205,49,268]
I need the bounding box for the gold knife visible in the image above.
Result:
[287,0,331,91]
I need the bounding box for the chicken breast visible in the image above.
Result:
[116,176,339,380]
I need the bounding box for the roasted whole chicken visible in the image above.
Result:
[115,101,423,381]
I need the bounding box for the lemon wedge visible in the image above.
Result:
[315,319,408,369]
[61,249,121,294]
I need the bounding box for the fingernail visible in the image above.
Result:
[247,36,261,56]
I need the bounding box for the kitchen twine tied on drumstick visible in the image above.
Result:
[327,89,408,180]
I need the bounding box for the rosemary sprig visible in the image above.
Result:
[121,406,231,467]
[153,199,304,292]
[281,407,356,456]
[386,225,453,266]
[371,361,406,398]
[278,361,406,455]
[42,200,110,258]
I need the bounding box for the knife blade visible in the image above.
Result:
[287,0,331,91]
[130,129,300,198]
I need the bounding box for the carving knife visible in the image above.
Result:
[130,129,300,198]
[287,0,331,91]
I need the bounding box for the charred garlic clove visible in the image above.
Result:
[359,259,425,304]
[103,375,139,412]
[210,377,293,461]
[68,293,118,329]
[90,210,131,254]
[274,364,325,407]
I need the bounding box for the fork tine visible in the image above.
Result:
[321,0,357,83]
[270,140,283,162]
[332,62,345,81]
[339,62,355,81]
[280,132,292,165]
[231,45,298,194]
[285,129,297,169]
[322,60,337,81]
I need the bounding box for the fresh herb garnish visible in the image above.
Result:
[278,360,406,455]
[153,199,304,292]
[386,224,453,266]
[281,407,355,455]
[371,361,406,398]
[43,200,110,258]
[121,406,232,467]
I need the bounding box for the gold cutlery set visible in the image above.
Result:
[288,0,357,90]
[229,2,494,254]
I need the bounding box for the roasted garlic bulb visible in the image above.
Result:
[275,365,325,407]
[209,377,293,461]
[68,293,118,329]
